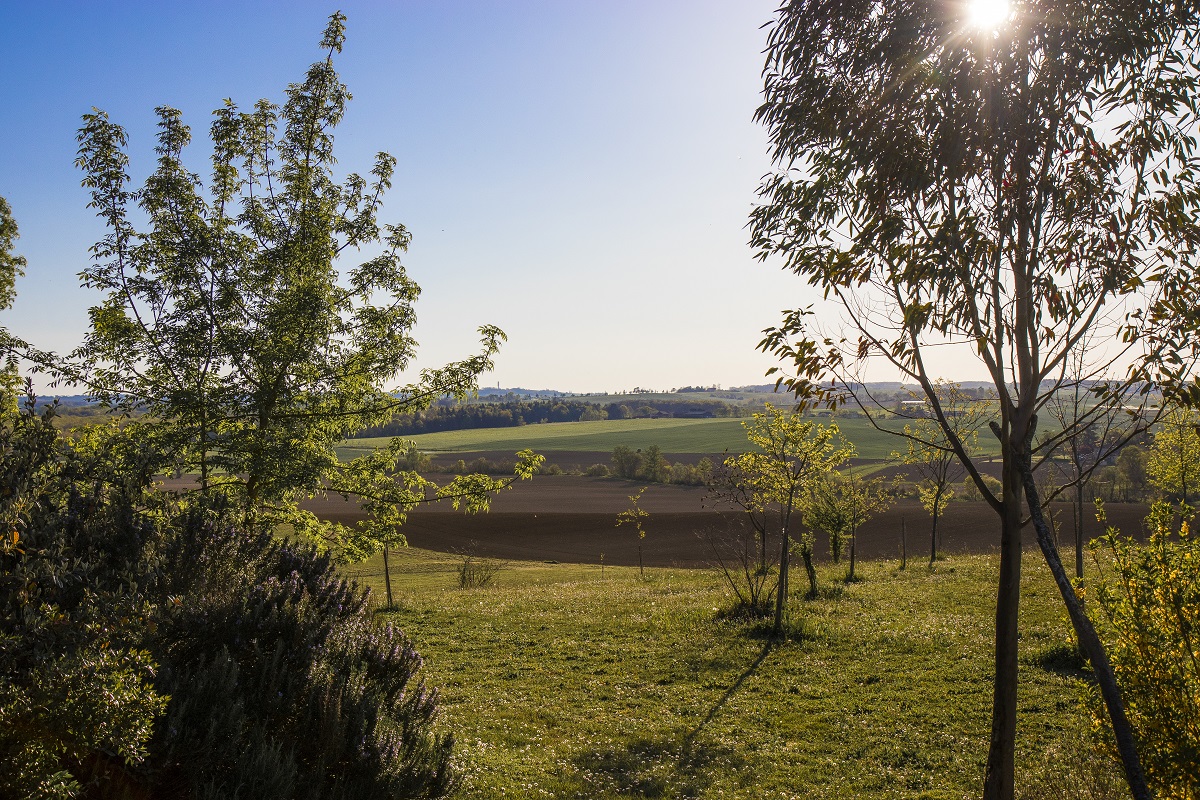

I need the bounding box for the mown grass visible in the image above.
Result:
[352,548,1112,799]
[338,415,969,462]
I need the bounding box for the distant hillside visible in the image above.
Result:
[34,394,97,407]
[477,387,574,399]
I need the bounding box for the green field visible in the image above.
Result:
[566,389,780,407]
[338,415,961,461]
[354,549,1115,799]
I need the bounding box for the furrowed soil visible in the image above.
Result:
[300,474,1149,567]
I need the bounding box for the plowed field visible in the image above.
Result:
[301,475,1148,567]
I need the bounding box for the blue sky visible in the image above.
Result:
[1,1,814,394]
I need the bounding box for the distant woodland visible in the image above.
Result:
[352,397,745,438]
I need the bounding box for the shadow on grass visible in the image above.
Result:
[568,641,767,798]
[685,640,772,746]
[572,735,743,799]
[1027,642,1091,679]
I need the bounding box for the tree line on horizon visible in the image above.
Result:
[351,397,746,438]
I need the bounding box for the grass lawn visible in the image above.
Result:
[349,549,1112,799]
[338,415,978,462]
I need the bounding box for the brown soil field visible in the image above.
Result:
[299,475,1151,568]
[427,450,727,472]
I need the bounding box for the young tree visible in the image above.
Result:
[751,3,1200,797]
[1147,406,1200,503]
[894,381,988,567]
[1117,444,1149,501]
[723,404,853,636]
[1043,341,1141,579]
[60,14,536,555]
[804,470,894,581]
[616,487,650,577]
[803,472,854,566]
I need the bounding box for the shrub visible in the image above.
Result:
[439,456,513,475]
[398,442,431,472]
[958,474,1003,502]
[668,457,713,486]
[455,545,503,589]
[586,463,611,478]
[1088,502,1200,798]
[147,504,456,799]
[1,400,456,799]
[700,519,777,620]
[611,446,643,479]
[0,401,166,798]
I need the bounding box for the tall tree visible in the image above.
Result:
[0,198,23,322]
[1116,444,1149,501]
[751,3,1200,797]
[61,13,537,554]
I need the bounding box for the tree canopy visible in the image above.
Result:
[1147,406,1200,503]
[57,12,537,557]
[724,404,854,634]
[751,2,1200,797]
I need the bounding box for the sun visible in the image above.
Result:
[965,0,1012,30]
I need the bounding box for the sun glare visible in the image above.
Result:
[966,0,1012,30]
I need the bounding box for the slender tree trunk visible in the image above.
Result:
[760,526,768,575]
[848,523,857,581]
[900,516,907,570]
[1018,446,1150,800]
[382,545,394,611]
[983,447,1023,800]
[199,403,209,494]
[930,493,941,568]
[1075,479,1085,581]
[773,529,789,637]
[801,543,818,597]
[638,544,644,578]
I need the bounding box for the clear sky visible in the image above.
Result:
[0,1,824,395]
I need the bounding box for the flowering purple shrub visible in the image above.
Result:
[1,399,454,799]
[147,504,456,799]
